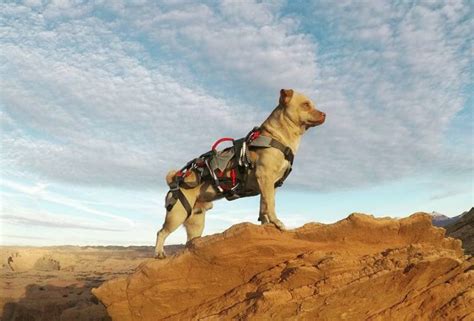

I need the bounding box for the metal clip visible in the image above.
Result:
[239,141,248,167]
[230,182,240,192]
[205,158,224,193]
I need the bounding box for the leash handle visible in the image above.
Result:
[211,137,234,151]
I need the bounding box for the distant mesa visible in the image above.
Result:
[430,211,454,226]
[93,212,473,321]
[444,207,474,255]
[430,209,466,227]
[430,207,473,255]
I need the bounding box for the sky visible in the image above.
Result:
[0,0,472,246]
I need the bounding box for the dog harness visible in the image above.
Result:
[165,127,294,218]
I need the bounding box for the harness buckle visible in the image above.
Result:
[169,185,180,191]
[169,179,180,191]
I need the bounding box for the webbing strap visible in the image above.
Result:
[248,133,294,188]
[176,189,193,218]
[165,189,193,218]
[249,135,294,165]
[268,139,294,164]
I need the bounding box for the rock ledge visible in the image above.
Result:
[93,213,473,321]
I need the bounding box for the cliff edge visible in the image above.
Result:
[92,213,473,321]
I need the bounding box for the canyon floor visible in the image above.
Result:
[0,245,183,321]
[1,212,473,321]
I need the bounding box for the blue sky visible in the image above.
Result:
[1,0,472,246]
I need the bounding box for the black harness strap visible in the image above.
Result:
[268,139,294,164]
[268,139,294,187]
[165,176,194,219]
[166,189,193,218]
[176,189,193,218]
[248,132,295,188]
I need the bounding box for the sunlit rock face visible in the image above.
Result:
[93,213,473,321]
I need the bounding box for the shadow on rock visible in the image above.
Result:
[2,282,111,321]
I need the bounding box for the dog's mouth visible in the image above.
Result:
[306,116,325,128]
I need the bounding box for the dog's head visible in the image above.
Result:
[279,89,326,129]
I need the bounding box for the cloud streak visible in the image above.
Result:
[0,202,127,233]
[1,179,134,226]
[0,214,125,232]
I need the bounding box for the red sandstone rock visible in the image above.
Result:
[92,213,474,321]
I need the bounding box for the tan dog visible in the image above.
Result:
[154,89,326,258]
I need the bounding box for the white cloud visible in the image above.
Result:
[1,2,265,187]
[99,0,318,97]
[1,0,471,197]
[286,0,472,190]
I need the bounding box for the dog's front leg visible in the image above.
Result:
[256,171,286,230]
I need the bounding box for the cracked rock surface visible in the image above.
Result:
[93,213,474,321]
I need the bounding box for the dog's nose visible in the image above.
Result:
[321,112,326,117]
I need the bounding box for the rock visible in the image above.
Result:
[33,255,61,271]
[445,207,474,255]
[92,213,473,321]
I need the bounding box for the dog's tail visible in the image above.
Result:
[165,170,178,186]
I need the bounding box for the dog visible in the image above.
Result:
[154,89,326,258]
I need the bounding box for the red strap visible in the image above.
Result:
[231,169,236,186]
[249,130,260,141]
[212,137,234,150]
[176,170,191,178]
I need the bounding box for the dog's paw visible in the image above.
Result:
[154,251,166,259]
[259,215,286,230]
[271,219,286,231]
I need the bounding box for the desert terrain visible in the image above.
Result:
[1,212,473,321]
[0,245,183,321]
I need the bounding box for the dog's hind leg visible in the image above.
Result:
[154,190,196,259]
[184,201,212,242]
[184,213,205,243]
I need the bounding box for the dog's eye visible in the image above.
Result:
[301,102,311,110]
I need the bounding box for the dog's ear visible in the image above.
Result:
[279,89,294,105]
